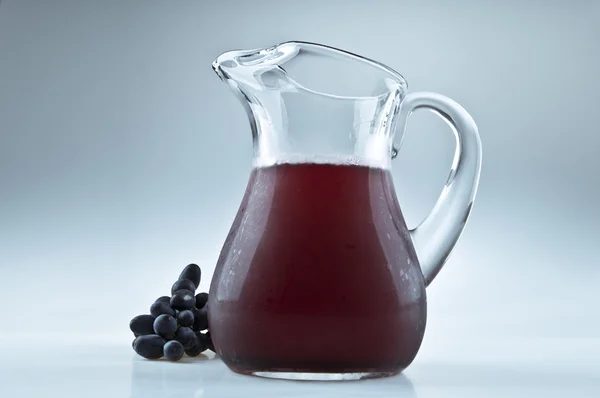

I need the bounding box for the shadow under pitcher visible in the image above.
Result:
[208,41,482,381]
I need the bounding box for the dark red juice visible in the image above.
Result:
[208,162,427,377]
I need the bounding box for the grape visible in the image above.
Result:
[171,279,196,295]
[192,307,208,332]
[133,335,166,359]
[130,314,155,336]
[150,301,176,318]
[195,292,209,309]
[204,332,215,352]
[174,327,196,349]
[170,289,195,311]
[178,263,201,289]
[153,314,178,339]
[164,340,185,361]
[177,310,194,327]
[195,332,208,351]
[128,262,211,359]
[184,342,203,357]
[196,332,215,352]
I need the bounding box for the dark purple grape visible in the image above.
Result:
[174,327,196,349]
[171,279,196,295]
[153,314,178,339]
[178,263,201,289]
[150,301,176,318]
[195,332,208,351]
[164,340,184,361]
[170,289,195,311]
[195,292,209,309]
[192,307,208,332]
[133,335,166,359]
[184,342,203,357]
[177,310,194,327]
[130,314,155,336]
[199,331,214,352]
[156,296,171,304]
[204,332,215,352]
[132,337,138,348]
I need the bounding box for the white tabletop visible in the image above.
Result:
[1,337,598,398]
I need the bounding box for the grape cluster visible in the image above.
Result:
[130,263,214,361]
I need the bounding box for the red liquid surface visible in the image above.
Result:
[208,163,426,375]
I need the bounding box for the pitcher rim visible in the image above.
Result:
[212,40,408,101]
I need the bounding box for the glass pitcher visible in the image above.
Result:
[208,41,482,381]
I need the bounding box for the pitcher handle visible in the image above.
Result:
[396,92,482,287]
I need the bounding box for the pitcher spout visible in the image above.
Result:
[212,44,299,85]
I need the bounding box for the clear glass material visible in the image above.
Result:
[212,41,406,168]
[209,41,482,380]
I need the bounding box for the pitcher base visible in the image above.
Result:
[247,370,400,381]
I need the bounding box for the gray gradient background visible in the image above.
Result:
[0,0,598,352]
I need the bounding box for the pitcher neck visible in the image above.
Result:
[213,41,408,169]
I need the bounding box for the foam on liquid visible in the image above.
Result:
[253,154,391,169]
